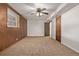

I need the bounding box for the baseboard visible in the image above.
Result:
[27,36,45,37]
[61,42,79,53]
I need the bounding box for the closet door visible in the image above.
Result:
[44,22,50,36]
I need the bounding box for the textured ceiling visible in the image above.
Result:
[8,3,61,21]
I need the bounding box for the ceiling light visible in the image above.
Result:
[36,12,39,16]
[36,12,43,16]
[40,13,43,16]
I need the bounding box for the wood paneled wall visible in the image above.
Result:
[0,4,27,51]
[0,4,7,32]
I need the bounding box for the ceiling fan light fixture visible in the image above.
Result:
[40,13,43,16]
[36,12,39,16]
[36,12,43,16]
[31,7,48,16]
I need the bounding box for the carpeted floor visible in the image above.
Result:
[0,37,79,56]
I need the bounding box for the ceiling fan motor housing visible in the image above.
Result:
[37,8,42,12]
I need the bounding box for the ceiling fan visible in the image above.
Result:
[31,8,49,16]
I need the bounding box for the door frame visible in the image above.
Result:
[56,16,61,42]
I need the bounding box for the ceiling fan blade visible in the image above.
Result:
[41,8,46,11]
[31,13,36,15]
[41,12,49,15]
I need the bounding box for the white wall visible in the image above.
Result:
[27,17,44,36]
[61,5,79,53]
[50,18,56,39]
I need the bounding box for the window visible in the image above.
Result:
[7,8,19,27]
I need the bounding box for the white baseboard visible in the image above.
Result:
[61,42,79,53]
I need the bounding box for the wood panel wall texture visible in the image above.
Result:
[0,4,27,51]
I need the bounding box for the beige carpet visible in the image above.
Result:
[0,37,79,56]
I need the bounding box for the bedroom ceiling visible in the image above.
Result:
[8,3,61,21]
